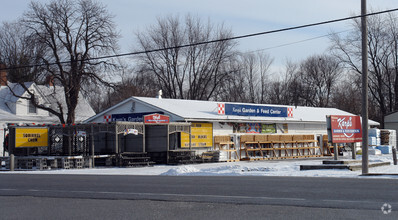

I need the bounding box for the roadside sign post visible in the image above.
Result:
[351,143,356,160]
[333,144,338,160]
[327,115,362,161]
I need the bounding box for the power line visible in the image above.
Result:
[1,8,398,71]
[245,29,353,54]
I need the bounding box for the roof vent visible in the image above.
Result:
[157,90,162,99]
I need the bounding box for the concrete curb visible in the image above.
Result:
[300,161,391,171]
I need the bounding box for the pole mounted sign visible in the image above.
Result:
[144,113,170,124]
[328,115,362,143]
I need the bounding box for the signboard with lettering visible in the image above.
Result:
[221,103,292,118]
[144,113,170,124]
[181,122,213,148]
[106,112,163,122]
[15,127,48,148]
[329,115,362,143]
[261,124,276,133]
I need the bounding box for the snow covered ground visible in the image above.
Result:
[5,154,398,178]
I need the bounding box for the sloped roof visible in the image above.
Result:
[0,83,95,123]
[37,85,96,122]
[88,96,379,126]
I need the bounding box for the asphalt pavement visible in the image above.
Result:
[0,174,397,219]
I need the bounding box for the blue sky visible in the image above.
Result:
[1,0,397,72]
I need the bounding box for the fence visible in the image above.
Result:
[4,121,192,169]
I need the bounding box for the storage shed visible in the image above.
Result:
[384,112,398,147]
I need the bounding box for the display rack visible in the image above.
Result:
[239,134,322,160]
[213,135,239,162]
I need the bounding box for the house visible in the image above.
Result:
[0,66,95,156]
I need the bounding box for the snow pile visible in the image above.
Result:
[161,166,201,175]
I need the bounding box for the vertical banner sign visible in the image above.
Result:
[217,103,225,115]
[15,127,49,148]
[181,123,213,148]
[330,115,362,143]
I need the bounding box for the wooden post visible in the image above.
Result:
[361,0,369,174]
[9,127,14,171]
[319,134,324,156]
[167,124,170,165]
[334,143,338,160]
[10,154,14,171]
[115,123,119,154]
[3,128,6,157]
[91,125,95,168]
[189,125,192,150]
[143,125,146,153]
[351,143,356,160]
[68,129,72,156]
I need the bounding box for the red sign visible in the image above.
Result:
[330,115,362,143]
[144,113,170,124]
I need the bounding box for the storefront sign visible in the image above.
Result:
[181,123,213,148]
[106,112,163,122]
[15,127,48,148]
[219,103,292,118]
[329,115,362,143]
[262,124,276,133]
[144,113,170,124]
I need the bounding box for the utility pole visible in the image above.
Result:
[361,0,369,174]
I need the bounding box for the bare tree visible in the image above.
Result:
[135,14,236,100]
[4,0,120,124]
[295,55,342,107]
[0,21,45,83]
[332,73,362,115]
[93,66,158,113]
[268,61,299,105]
[215,56,246,102]
[216,52,273,103]
[330,12,398,126]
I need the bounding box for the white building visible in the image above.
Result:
[0,71,95,156]
[85,96,379,152]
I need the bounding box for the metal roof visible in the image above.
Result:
[87,96,379,126]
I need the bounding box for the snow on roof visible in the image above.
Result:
[0,83,95,123]
[37,85,96,122]
[89,96,379,126]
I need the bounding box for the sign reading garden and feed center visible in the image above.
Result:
[144,113,170,124]
[329,115,362,143]
[15,127,49,148]
[181,122,213,148]
[217,103,293,118]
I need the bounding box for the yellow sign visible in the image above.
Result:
[15,128,48,148]
[181,123,213,148]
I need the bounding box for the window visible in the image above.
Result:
[28,100,37,114]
